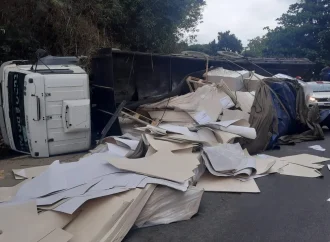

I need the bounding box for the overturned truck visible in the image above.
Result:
[0,49,319,157]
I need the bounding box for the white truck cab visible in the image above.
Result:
[0,59,91,157]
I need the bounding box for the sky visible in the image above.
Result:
[195,0,297,46]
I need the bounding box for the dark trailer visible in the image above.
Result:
[91,49,315,137]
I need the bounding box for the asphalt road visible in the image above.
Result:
[125,133,330,242]
[1,133,330,242]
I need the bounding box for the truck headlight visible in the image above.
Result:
[309,96,316,102]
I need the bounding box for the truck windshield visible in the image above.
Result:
[8,72,30,152]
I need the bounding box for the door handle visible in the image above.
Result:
[33,96,40,121]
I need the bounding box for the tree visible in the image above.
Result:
[243,36,267,57]
[217,31,243,53]
[186,31,243,55]
[0,0,206,60]
[263,0,330,64]
[186,39,218,55]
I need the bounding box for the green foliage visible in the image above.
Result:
[243,36,267,57]
[187,39,217,55]
[217,31,243,53]
[0,0,206,61]
[187,31,243,55]
[250,0,330,64]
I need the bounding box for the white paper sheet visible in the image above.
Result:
[192,111,212,124]
[107,143,131,157]
[309,145,326,151]
[219,96,235,109]
[36,178,102,206]
[15,161,70,199]
[15,153,122,200]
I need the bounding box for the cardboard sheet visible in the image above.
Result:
[202,144,256,177]
[106,150,198,183]
[0,201,73,242]
[13,165,49,180]
[38,199,70,211]
[0,181,27,202]
[99,185,156,242]
[219,125,256,139]
[197,128,218,145]
[0,201,39,242]
[39,228,73,242]
[146,134,195,151]
[158,123,199,138]
[194,121,255,139]
[155,134,204,145]
[255,158,276,175]
[236,91,255,113]
[15,153,122,200]
[36,178,102,206]
[53,187,130,214]
[254,154,287,173]
[143,85,226,123]
[219,96,235,109]
[279,163,322,178]
[196,173,260,193]
[145,146,157,157]
[278,154,329,168]
[214,130,241,144]
[148,111,195,123]
[221,109,250,122]
[65,193,132,242]
[137,177,189,192]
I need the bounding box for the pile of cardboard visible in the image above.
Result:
[1,68,329,242]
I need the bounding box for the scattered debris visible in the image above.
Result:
[1,67,330,242]
[309,145,326,151]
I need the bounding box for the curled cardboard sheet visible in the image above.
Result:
[214,130,241,144]
[202,143,256,177]
[193,120,256,139]
[219,125,256,139]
